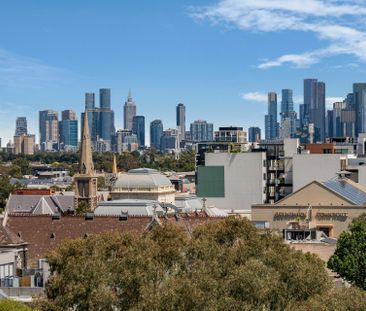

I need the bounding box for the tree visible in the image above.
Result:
[38,218,339,311]
[328,213,366,289]
[287,287,366,311]
[0,176,15,210]
[0,299,38,311]
[75,200,90,215]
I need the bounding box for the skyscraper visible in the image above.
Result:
[265,92,278,140]
[124,90,136,131]
[304,79,326,142]
[176,103,186,144]
[279,89,297,139]
[190,120,214,142]
[280,89,294,120]
[15,117,27,136]
[99,88,115,149]
[132,115,145,148]
[150,120,163,150]
[61,110,78,148]
[99,88,111,109]
[248,127,261,143]
[353,83,366,135]
[85,92,95,109]
[39,110,59,150]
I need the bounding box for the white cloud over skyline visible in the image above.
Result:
[191,0,366,68]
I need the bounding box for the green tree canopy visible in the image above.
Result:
[39,218,339,311]
[0,299,37,311]
[328,213,366,290]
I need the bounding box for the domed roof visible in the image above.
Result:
[113,168,173,189]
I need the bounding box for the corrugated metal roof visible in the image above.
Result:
[323,179,366,205]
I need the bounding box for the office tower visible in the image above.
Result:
[353,83,366,136]
[13,134,35,155]
[344,93,354,109]
[264,92,278,140]
[150,120,163,150]
[190,120,214,142]
[132,115,145,148]
[280,89,294,120]
[304,79,326,142]
[279,89,297,139]
[215,127,247,143]
[60,110,78,149]
[248,127,261,143]
[98,88,115,148]
[15,117,27,136]
[326,110,334,139]
[124,90,136,131]
[99,88,111,109]
[85,92,95,109]
[39,110,59,150]
[332,102,346,138]
[176,103,186,144]
[116,129,132,153]
[299,103,306,127]
[161,129,178,152]
[62,110,76,121]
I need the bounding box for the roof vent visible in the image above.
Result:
[174,214,180,222]
[52,213,61,220]
[85,213,94,221]
[50,232,55,239]
[119,211,128,221]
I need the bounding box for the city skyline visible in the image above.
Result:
[2,1,366,144]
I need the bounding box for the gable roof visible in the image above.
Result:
[0,226,26,246]
[7,194,74,214]
[275,180,357,206]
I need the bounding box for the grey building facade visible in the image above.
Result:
[124,90,136,131]
[133,115,145,148]
[150,119,163,150]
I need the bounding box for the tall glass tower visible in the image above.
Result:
[124,90,137,131]
[264,92,278,140]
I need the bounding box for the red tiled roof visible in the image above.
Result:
[6,214,152,266]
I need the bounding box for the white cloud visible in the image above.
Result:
[326,96,345,108]
[191,0,366,68]
[0,48,78,88]
[241,92,268,102]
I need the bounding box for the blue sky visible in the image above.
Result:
[1,0,366,145]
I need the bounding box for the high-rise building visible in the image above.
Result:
[60,110,78,149]
[176,103,186,144]
[39,110,59,150]
[265,92,278,140]
[150,120,163,151]
[124,90,136,131]
[161,129,178,152]
[215,126,247,143]
[248,127,261,143]
[13,134,35,155]
[96,89,115,150]
[99,88,111,109]
[190,120,214,142]
[280,89,294,120]
[304,79,326,142]
[353,83,366,136]
[15,117,27,136]
[279,89,297,139]
[85,92,95,109]
[132,115,145,148]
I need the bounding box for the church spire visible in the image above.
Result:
[80,112,94,175]
[112,154,118,174]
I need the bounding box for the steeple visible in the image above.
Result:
[80,112,94,175]
[127,89,132,102]
[112,154,118,174]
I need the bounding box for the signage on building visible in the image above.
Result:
[316,212,348,221]
[274,212,306,221]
